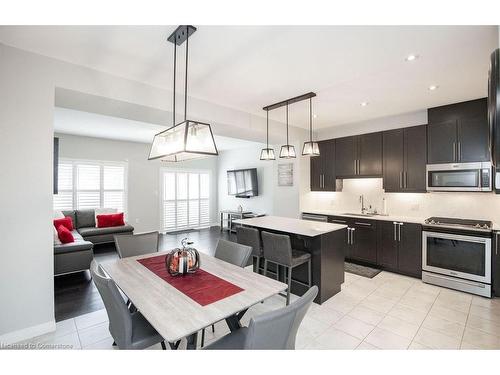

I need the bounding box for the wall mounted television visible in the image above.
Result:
[227,168,258,198]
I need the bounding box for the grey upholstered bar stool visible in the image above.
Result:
[261,231,312,305]
[236,226,263,273]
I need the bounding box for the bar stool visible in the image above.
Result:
[261,231,312,305]
[236,226,263,273]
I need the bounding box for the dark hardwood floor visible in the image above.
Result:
[54,226,234,322]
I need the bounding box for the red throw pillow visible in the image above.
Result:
[56,225,74,244]
[96,213,125,228]
[54,216,74,231]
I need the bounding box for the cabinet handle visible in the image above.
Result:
[393,222,397,241]
[347,228,352,245]
[404,171,408,189]
[331,219,347,224]
[453,142,456,161]
[496,232,499,256]
[398,222,403,242]
[357,159,360,175]
[354,222,371,226]
[458,142,462,161]
[354,160,357,175]
[399,171,403,189]
[351,228,355,244]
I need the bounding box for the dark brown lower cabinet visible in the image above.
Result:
[493,232,500,297]
[377,221,399,271]
[397,222,422,278]
[351,220,377,264]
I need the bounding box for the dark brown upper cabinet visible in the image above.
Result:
[427,98,489,164]
[383,125,427,192]
[335,132,382,178]
[310,139,337,191]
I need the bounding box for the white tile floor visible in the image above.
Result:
[16,270,500,350]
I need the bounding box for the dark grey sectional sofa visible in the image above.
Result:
[54,209,134,275]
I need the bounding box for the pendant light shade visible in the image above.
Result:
[149,120,218,162]
[148,25,218,162]
[302,97,320,156]
[279,103,296,159]
[260,109,275,160]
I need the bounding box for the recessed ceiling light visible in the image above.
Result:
[428,85,439,91]
[313,114,317,119]
[360,102,369,107]
[405,54,418,62]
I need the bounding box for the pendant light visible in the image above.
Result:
[302,97,320,156]
[279,103,296,158]
[260,109,276,160]
[149,25,218,162]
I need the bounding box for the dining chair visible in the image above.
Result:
[114,231,159,259]
[90,260,167,350]
[204,285,318,350]
[261,231,312,305]
[236,226,263,272]
[200,239,252,347]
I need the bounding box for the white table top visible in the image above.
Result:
[233,215,347,237]
[101,251,287,343]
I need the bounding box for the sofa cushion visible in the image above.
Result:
[54,230,93,254]
[78,224,134,237]
[96,213,125,228]
[54,216,74,231]
[76,209,96,228]
[56,225,75,244]
[62,210,76,225]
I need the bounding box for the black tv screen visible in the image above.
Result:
[227,168,258,198]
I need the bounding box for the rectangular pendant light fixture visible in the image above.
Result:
[148,25,218,162]
[302,97,320,156]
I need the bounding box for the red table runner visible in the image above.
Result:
[137,254,244,306]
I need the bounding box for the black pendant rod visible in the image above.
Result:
[184,31,189,122]
[286,103,289,145]
[266,109,269,148]
[263,92,316,111]
[309,97,313,141]
[173,41,177,126]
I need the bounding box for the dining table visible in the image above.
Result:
[100,250,288,349]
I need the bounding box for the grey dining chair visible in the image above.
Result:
[204,285,318,350]
[200,239,253,348]
[114,231,159,259]
[90,260,167,350]
[236,226,263,273]
[261,231,312,305]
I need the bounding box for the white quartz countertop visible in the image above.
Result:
[232,216,347,237]
[302,210,426,225]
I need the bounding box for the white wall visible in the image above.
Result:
[217,141,305,219]
[55,133,219,232]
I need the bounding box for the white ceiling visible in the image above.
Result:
[53,107,264,150]
[1,25,498,128]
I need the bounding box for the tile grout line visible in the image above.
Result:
[407,286,441,349]
[459,298,473,349]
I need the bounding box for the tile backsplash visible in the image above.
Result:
[301,178,500,221]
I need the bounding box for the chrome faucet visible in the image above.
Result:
[360,195,366,214]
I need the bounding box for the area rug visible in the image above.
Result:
[345,262,382,278]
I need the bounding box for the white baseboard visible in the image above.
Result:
[0,320,56,345]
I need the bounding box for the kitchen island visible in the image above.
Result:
[233,216,347,304]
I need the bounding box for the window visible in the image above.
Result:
[53,159,127,212]
[162,170,210,232]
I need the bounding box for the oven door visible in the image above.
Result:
[422,231,491,283]
[426,163,492,192]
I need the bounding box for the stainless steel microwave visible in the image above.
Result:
[426,162,492,192]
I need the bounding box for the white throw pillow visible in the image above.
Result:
[94,208,118,227]
[53,210,65,219]
[53,226,62,245]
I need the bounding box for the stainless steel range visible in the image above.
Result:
[422,216,493,297]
